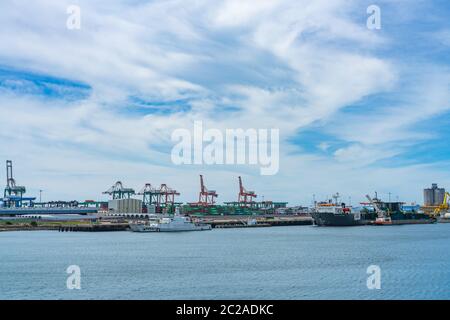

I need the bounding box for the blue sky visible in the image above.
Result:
[0,0,449,205]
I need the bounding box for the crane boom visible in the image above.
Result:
[365,194,385,218]
[237,176,257,206]
[434,192,450,216]
[198,174,218,206]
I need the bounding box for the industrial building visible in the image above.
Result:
[424,184,446,206]
[108,198,143,214]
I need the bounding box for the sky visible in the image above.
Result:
[0,0,450,205]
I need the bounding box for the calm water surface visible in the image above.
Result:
[1,224,449,299]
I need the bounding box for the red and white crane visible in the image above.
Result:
[238,176,257,207]
[198,174,218,206]
[159,183,180,207]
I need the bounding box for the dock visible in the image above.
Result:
[1,215,313,232]
[58,223,129,232]
[202,215,313,228]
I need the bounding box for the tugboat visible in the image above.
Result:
[129,208,212,232]
[374,216,393,225]
[310,193,375,226]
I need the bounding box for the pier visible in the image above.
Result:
[203,215,313,228]
[58,223,129,232]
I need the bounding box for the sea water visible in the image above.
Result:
[1,224,449,299]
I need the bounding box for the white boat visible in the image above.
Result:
[129,211,212,232]
[129,220,160,232]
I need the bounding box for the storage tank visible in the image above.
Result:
[108,199,142,213]
[424,184,446,206]
[424,188,435,206]
[435,187,446,206]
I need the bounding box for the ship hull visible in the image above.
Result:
[389,218,436,225]
[311,212,435,226]
[310,212,372,226]
[129,222,212,232]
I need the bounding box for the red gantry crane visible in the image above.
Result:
[198,174,218,206]
[159,184,180,207]
[238,176,257,207]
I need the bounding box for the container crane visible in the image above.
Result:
[103,181,135,199]
[137,183,161,206]
[198,174,218,206]
[138,183,179,213]
[3,160,26,207]
[238,176,257,207]
[159,184,180,207]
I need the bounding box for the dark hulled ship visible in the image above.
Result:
[364,198,436,225]
[311,194,435,227]
[311,194,376,226]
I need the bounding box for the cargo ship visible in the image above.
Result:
[311,193,436,226]
[310,194,376,226]
[363,197,436,225]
